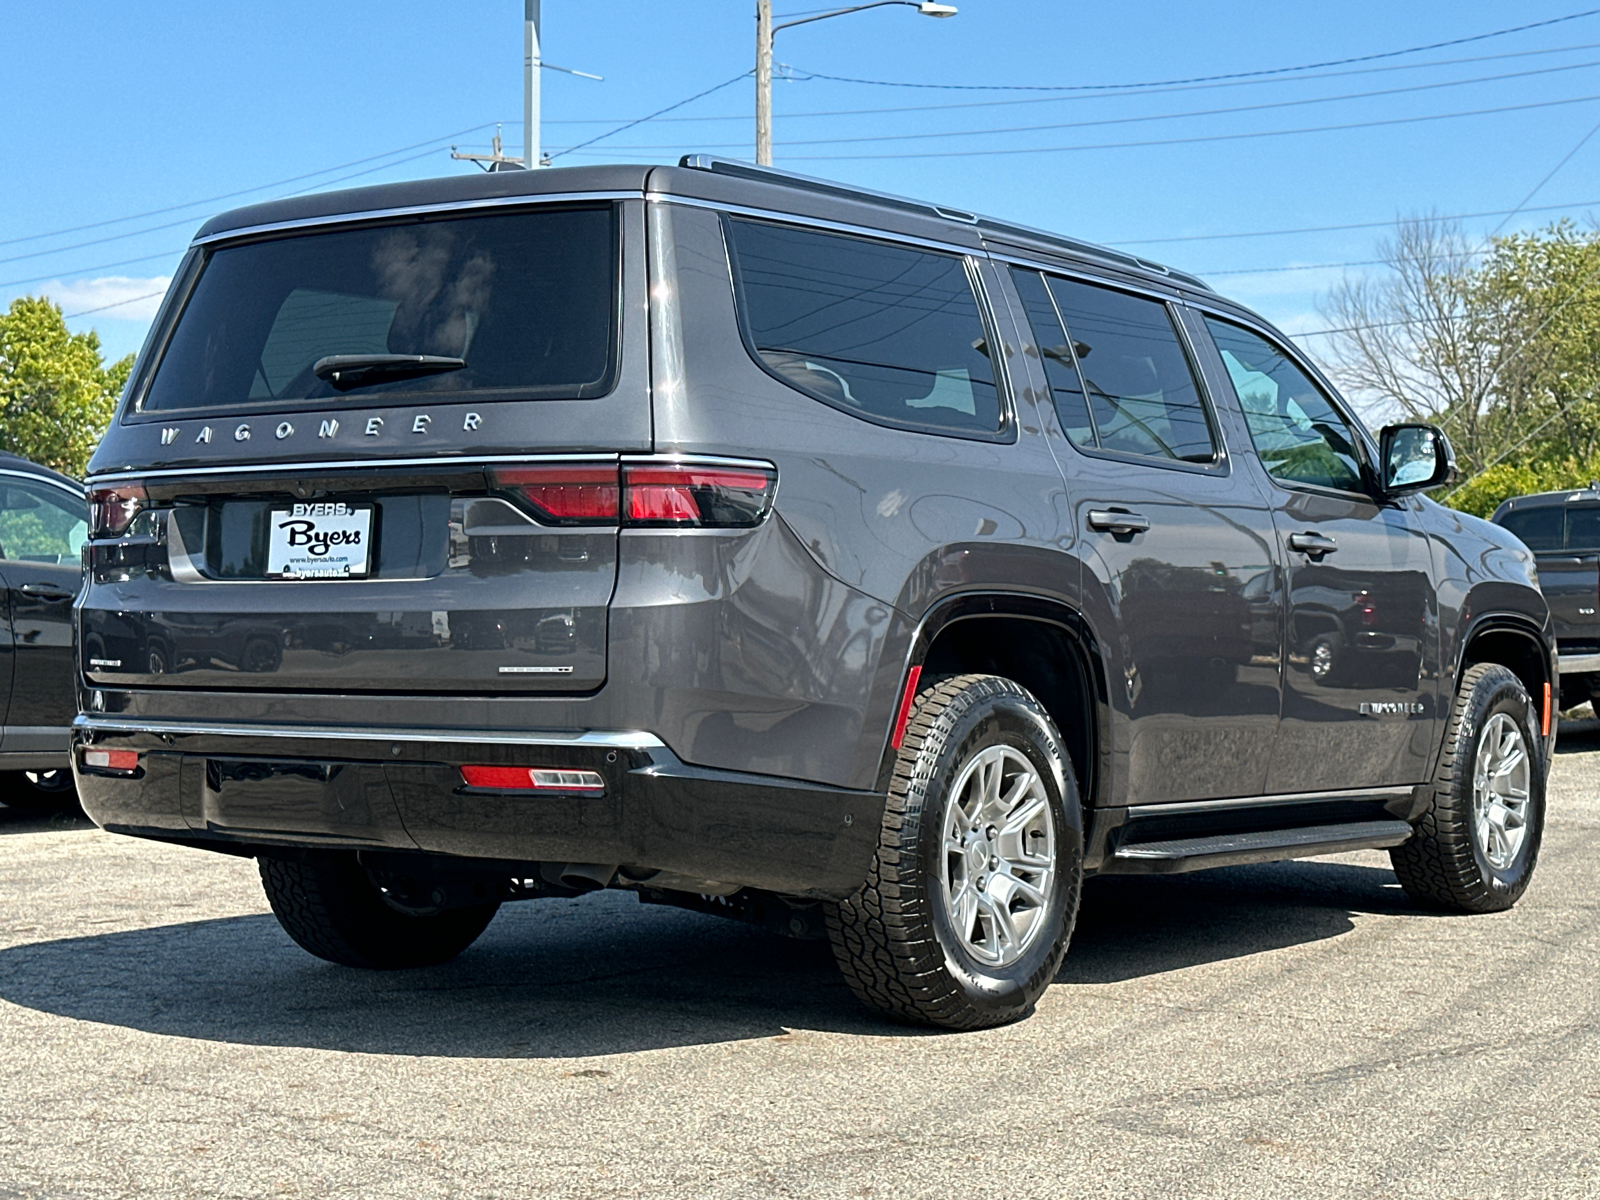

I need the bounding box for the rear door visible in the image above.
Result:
[0,473,87,741]
[1008,267,1283,803]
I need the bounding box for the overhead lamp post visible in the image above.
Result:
[755,0,957,166]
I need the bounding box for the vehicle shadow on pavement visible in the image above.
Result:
[0,801,93,835]
[1062,857,1413,985]
[0,859,1418,1056]
[1555,714,1600,753]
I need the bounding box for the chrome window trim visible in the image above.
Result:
[0,467,85,502]
[85,451,775,486]
[74,714,664,750]
[652,193,983,260]
[190,191,643,246]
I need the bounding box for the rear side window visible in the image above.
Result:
[0,478,88,565]
[1566,506,1600,550]
[1497,507,1563,550]
[1009,268,1094,447]
[141,205,618,413]
[1039,276,1216,462]
[724,217,1001,437]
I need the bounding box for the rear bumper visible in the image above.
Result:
[1557,651,1600,675]
[71,716,882,899]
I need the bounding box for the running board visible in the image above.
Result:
[1104,819,1414,875]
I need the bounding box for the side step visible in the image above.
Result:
[1104,819,1414,876]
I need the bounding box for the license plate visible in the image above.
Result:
[266,502,374,579]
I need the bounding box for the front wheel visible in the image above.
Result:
[1391,663,1545,913]
[827,674,1082,1030]
[259,852,500,969]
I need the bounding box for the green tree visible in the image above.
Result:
[0,296,134,477]
[1319,218,1600,517]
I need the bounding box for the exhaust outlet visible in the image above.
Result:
[558,862,619,891]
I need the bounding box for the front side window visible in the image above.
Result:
[1205,318,1365,492]
[725,217,1001,436]
[0,479,88,565]
[141,205,618,413]
[1043,277,1217,462]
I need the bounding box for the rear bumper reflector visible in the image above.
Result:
[460,765,606,792]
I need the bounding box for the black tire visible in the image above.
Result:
[826,674,1083,1030]
[258,851,500,969]
[1391,663,1545,913]
[0,769,81,813]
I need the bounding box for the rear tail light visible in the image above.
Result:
[491,461,776,529]
[490,465,620,525]
[460,765,606,792]
[622,464,776,528]
[82,748,140,774]
[88,483,147,537]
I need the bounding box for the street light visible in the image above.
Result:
[755,0,958,166]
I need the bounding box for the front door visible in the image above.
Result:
[0,474,88,746]
[1006,267,1282,803]
[1199,317,1440,793]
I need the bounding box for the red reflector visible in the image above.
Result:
[890,665,924,751]
[621,464,775,527]
[1543,682,1552,738]
[491,465,620,524]
[83,748,139,772]
[460,765,606,792]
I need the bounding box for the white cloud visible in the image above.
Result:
[35,276,171,321]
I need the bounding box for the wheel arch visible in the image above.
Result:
[879,593,1112,814]
[1456,611,1555,755]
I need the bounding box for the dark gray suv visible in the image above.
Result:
[74,158,1554,1029]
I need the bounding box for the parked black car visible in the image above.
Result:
[1492,486,1600,707]
[73,159,1554,1029]
[0,452,86,810]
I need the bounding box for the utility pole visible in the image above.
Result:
[754,2,956,168]
[756,0,773,166]
[525,0,542,169]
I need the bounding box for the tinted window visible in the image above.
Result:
[1497,507,1564,550]
[1205,318,1364,492]
[726,218,1000,436]
[1044,278,1215,462]
[1009,268,1094,446]
[0,478,88,565]
[143,206,618,412]
[1566,506,1600,551]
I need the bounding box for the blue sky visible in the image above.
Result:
[5,0,1600,412]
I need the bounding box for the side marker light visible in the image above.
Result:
[890,665,924,751]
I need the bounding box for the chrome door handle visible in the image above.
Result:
[18,583,75,601]
[1087,510,1151,535]
[1288,532,1337,557]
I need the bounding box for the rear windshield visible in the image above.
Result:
[140,205,618,413]
[1496,503,1600,551]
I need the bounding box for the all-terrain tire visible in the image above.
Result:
[1390,663,1545,913]
[826,674,1083,1030]
[259,851,500,968]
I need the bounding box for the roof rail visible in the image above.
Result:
[677,154,1211,292]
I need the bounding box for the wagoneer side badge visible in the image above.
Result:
[1359,701,1425,716]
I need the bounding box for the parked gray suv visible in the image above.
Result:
[74,158,1554,1029]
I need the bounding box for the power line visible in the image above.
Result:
[1,250,186,292]
[0,123,501,251]
[62,290,168,320]
[767,91,1600,160]
[780,7,1600,93]
[563,57,1600,153]
[547,72,750,161]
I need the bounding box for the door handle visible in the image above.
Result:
[1288,532,1338,557]
[18,583,75,601]
[1087,510,1151,535]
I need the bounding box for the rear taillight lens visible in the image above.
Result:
[622,464,776,528]
[88,483,147,537]
[82,748,140,774]
[460,765,606,792]
[490,465,620,525]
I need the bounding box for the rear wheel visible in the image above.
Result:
[0,769,81,813]
[1391,663,1545,913]
[827,674,1082,1030]
[259,851,500,968]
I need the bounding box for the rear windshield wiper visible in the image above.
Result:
[312,354,467,392]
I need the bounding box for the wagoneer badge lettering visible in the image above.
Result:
[365,418,383,437]
[160,428,179,445]
[196,426,212,443]
[319,419,338,439]
[234,424,250,441]
[1359,701,1425,716]
[464,412,482,431]
[275,422,294,440]
[412,414,431,433]
[498,666,575,674]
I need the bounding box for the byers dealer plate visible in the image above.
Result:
[266,502,374,579]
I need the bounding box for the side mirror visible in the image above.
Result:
[1379,423,1457,495]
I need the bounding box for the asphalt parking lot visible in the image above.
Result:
[1,731,1597,1200]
